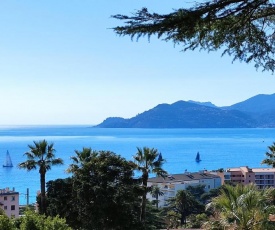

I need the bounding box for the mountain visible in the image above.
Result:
[188,100,217,108]
[225,93,275,127]
[95,93,275,128]
[224,93,275,114]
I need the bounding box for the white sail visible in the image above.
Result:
[3,151,13,167]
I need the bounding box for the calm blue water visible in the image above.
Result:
[0,125,274,204]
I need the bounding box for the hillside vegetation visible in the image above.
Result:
[95,93,275,128]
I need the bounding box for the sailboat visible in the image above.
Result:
[195,152,201,162]
[157,152,163,161]
[3,150,13,167]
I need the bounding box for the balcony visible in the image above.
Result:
[161,184,175,190]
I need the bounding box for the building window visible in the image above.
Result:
[4,196,7,201]
[4,206,7,210]
[11,205,15,211]
[11,196,15,201]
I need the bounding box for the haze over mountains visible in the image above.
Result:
[95,94,275,128]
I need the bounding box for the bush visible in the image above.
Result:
[0,214,15,230]
[20,210,71,230]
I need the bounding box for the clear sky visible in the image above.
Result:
[0,0,275,125]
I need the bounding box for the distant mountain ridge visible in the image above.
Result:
[222,94,275,114]
[187,100,217,108]
[95,93,275,128]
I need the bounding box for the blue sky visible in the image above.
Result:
[0,1,274,125]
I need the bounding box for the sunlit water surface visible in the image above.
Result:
[0,125,273,204]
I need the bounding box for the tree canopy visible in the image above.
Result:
[206,183,275,229]
[262,142,275,167]
[133,147,167,226]
[45,178,79,229]
[18,140,63,214]
[0,210,71,230]
[67,148,142,230]
[113,0,275,72]
[164,190,204,228]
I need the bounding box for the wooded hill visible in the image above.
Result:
[95,94,275,128]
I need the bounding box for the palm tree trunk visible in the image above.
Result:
[40,171,46,214]
[140,172,148,225]
[156,194,159,209]
[180,210,186,227]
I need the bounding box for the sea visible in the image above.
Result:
[0,125,274,204]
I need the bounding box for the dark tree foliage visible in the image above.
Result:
[67,148,142,230]
[186,184,206,202]
[145,201,166,230]
[45,178,80,229]
[262,142,275,167]
[164,190,204,227]
[200,187,221,204]
[113,0,275,72]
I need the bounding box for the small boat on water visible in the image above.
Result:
[3,150,13,167]
[195,152,201,162]
[157,152,163,161]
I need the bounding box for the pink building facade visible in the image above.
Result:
[0,187,19,218]
[223,166,275,189]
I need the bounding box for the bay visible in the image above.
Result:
[0,125,274,204]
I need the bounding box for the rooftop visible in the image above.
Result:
[0,188,19,195]
[252,168,275,173]
[148,172,220,183]
[225,167,275,173]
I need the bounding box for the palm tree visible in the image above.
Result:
[150,185,164,209]
[206,183,274,230]
[262,142,275,167]
[18,140,63,214]
[67,147,95,174]
[166,190,203,227]
[133,147,167,225]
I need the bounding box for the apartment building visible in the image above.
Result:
[0,187,19,218]
[223,166,275,189]
[147,172,221,207]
